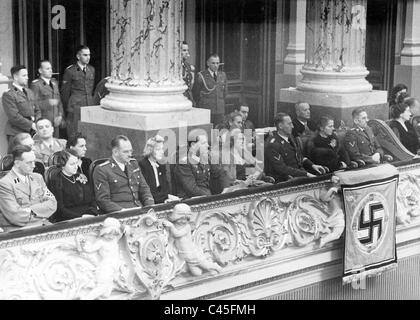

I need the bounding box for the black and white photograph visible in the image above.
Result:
[0,0,419,304]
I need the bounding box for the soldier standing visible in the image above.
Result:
[182,41,195,106]
[30,60,64,138]
[61,45,95,137]
[193,54,228,125]
[92,136,155,214]
[2,65,41,142]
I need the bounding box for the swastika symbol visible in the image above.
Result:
[357,203,383,245]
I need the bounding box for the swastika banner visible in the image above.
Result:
[335,164,398,285]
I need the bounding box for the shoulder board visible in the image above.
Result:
[99,161,111,167]
[65,64,75,70]
[270,138,276,144]
[32,79,40,83]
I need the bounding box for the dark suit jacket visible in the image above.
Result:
[193,69,227,115]
[292,118,317,138]
[139,157,170,204]
[2,86,41,136]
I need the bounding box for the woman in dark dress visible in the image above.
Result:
[309,115,354,172]
[139,135,171,204]
[388,102,420,154]
[48,149,99,223]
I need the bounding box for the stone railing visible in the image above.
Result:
[1,157,420,300]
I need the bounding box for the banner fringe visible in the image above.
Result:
[342,262,398,285]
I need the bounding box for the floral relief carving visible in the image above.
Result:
[396,174,420,225]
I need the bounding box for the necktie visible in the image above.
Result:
[83,67,87,74]
[213,72,217,82]
[22,88,27,97]
[124,165,129,177]
[49,82,54,90]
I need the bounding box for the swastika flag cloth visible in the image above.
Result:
[335,164,398,285]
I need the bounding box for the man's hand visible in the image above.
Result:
[372,153,381,163]
[312,164,326,175]
[54,116,63,128]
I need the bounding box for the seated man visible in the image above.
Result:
[292,102,318,138]
[235,104,255,131]
[344,108,392,166]
[67,132,92,179]
[33,118,67,166]
[265,112,326,183]
[174,133,231,198]
[93,135,155,214]
[0,145,57,232]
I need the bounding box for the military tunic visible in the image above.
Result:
[193,69,227,125]
[93,158,155,214]
[1,86,41,137]
[344,126,384,164]
[264,132,314,183]
[182,60,195,105]
[61,63,95,136]
[33,138,67,166]
[30,78,64,136]
[0,170,57,232]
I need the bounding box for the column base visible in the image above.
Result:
[278,88,388,127]
[80,106,211,160]
[394,65,420,100]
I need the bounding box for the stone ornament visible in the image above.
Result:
[396,174,420,225]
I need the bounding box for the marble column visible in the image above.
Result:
[283,0,306,78]
[279,0,387,127]
[298,0,371,93]
[101,0,191,112]
[394,0,420,98]
[0,0,14,156]
[81,0,210,159]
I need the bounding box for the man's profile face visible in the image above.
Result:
[239,106,249,121]
[296,103,311,120]
[16,151,36,175]
[114,139,133,164]
[278,116,294,135]
[14,69,29,87]
[181,44,190,60]
[77,49,91,65]
[207,57,220,73]
[71,138,87,158]
[36,119,54,139]
[39,61,53,79]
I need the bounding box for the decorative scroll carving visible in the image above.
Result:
[287,187,344,248]
[124,210,177,300]
[396,174,420,225]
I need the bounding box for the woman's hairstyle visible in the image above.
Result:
[143,135,165,158]
[318,115,335,130]
[390,102,409,120]
[389,83,408,103]
[228,112,242,125]
[55,149,80,168]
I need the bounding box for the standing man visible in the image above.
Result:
[182,41,195,106]
[93,135,155,214]
[0,145,57,232]
[30,60,64,138]
[193,54,228,125]
[2,65,41,142]
[61,45,95,137]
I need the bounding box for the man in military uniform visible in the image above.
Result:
[344,108,392,166]
[0,145,57,232]
[182,41,195,105]
[93,135,155,214]
[61,45,95,137]
[33,118,67,166]
[30,60,64,138]
[193,54,227,125]
[2,65,41,142]
[265,113,327,183]
[174,133,231,199]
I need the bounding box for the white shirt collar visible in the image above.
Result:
[77,62,87,71]
[208,69,216,77]
[298,119,308,126]
[148,158,160,168]
[148,158,160,187]
[113,157,126,172]
[13,83,24,92]
[12,168,28,183]
[40,76,51,85]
